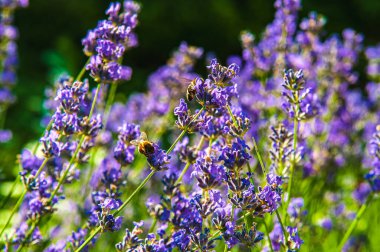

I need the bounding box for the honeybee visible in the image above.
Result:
[131,132,155,157]
[186,80,196,102]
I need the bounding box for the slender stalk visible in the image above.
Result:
[102,82,118,129]
[167,107,204,155]
[75,58,90,81]
[338,193,373,250]
[224,244,228,252]
[285,116,299,217]
[15,221,36,252]
[0,157,48,237]
[148,218,157,233]
[75,226,102,252]
[275,209,289,249]
[226,104,239,130]
[0,175,19,209]
[49,158,80,202]
[32,118,53,155]
[167,130,186,155]
[0,105,8,129]
[88,84,102,119]
[114,170,155,215]
[263,219,275,252]
[287,118,298,201]
[210,211,252,240]
[176,162,191,185]
[252,136,267,175]
[175,136,205,184]
[82,147,99,201]
[77,171,156,250]
[0,190,26,238]
[34,157,49,178]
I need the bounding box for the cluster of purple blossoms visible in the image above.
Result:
[282,69,318,121]
[269,223,303,251]
[0,0,28,142]
[287,197,306,221]
[83,1,140,83]
[365,125,380,192]
[107,42,202,132]
[6,74,103,249]
[5,0,380,251]
[269,123,294,175]
[365,45,380,106]
[113,123,140,166]
[187,59,239,110]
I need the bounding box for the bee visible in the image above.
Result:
[131,132,155,157]
[186,81,196,102]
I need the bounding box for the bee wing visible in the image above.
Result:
[140,132,148,140]
[178,77,193,85]
[130,139,139,146]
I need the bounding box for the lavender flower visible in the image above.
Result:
[114,123,140,166]
[115,221,144,251]
[187,59,239,110]
[82,1,140,83]
[0,0,28,142]
[282,69,318,120]
[269,123,294,175]
[365,125,380,192]
[234,224,264,248]
[287,197,306,219]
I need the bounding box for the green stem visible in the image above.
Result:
[114,170,156,216]
[224,244,228,252]
[167,130,186,155]
[275,209,289,249]
[210,211,252,240]
[148,218,157,233]
[175,136,205,185]
[82,147,99,201]
[88,83,102,119]
[102,82,118,129]
[176,162,191,185]
[75,226,101,252]
[15,221,37,252]
[34,157,49,178]
[226,104,239,130]
[32,118,53,155]
[0,190,27,238]
[75,58,90,82]
[252,136,267,175]
[0,157,48,238]
[166,107,204,155]
[285,116,299,218]
[0,175,19,209]
[338,193,373,250]
[49,156,79,202]
[263,219,274,252]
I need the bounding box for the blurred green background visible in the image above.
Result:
[1,0,380,178]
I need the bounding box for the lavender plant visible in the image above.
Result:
[1,0,380,251]
[0,0,28,142]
